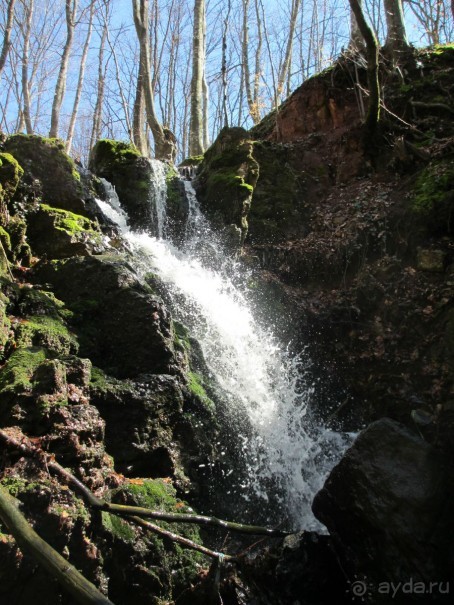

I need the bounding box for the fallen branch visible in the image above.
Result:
[0,484,115,605]
[127,514,236,561]
[0,428,292,539]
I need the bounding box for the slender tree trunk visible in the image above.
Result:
[189,0,206,156]
[90,15,107,151]
[348,0,365,49]
[132,0,175,161]
[383,0,410,59]
[0,0,16,77]
[49,0,78,139]
[348,0,380,136]
[277,0,301,99]
[132,54,147,154]
[105,25,133,143]
[221,0,231,128]
[21,0,34,134]
[66,1,95,154]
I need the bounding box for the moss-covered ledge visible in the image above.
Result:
[195,127,259,243]
[3,135,85,214]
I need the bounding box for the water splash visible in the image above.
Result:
[149,159,167,238]
[97,172,349,529]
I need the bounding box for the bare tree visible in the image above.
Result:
[0,0,16,77]
[89,6,108,151]
[66,0,95,153]
[49,0,79,138]
[277,0,301,99]
[406,0,446,45]
[20,0,34,134]
[133,0,176,160]
[348,0,380,135]
[189,0,206,155]
[349,0,365,49]
[383,0,410,58]
[242,0,263,124]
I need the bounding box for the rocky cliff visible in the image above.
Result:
[0,44,453,605]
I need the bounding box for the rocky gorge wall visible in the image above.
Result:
[0,44,453,605]
[192,45,454,602]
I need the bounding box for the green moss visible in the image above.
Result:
[15,315,78,355]
[114,478,203,546]
[0,477,43,497]
[179,155,204,167]
[188,371,215,412]
[39,204,100,236]
[412,159,454,234]
[0,347,48,397]
[0,226,11,251]
[19,288,72,320]
[101,512,136,542]
[89,139,141,168]
[7,215,31,264]
[0,153,24,206]
[89,365,110,390]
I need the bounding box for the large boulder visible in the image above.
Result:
[3,135,86,214]
[89,139,158,232]
[195,127,259,243]
[312,418,454,601]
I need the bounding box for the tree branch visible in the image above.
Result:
[0,484,115,605]
[0,428,292,539]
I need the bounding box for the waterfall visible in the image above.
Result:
[96,168,349,530]
[148,159,167,238]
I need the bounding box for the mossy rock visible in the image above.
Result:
[0,153,24,211]
[111,479,204,588]
[411,158,454,235]
[0,346,48,403]
[179,155,204,167]
[0,226,12,278]
[3,135,85,214]
[32,255,178,379]
[27,204,104,259]
[7,215,32,265]
[196,127,259,241]
[14,315,78,356]
[0,291,11,358]
[88,139,156,232]
[247,141,317,244]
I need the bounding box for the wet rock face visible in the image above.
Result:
[89,138,156,232]
[195,127,259,243]
[312,418,454,597]
[32,255,179,379]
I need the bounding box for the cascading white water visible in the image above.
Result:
[148,159,168,238]
[96,169,349,530]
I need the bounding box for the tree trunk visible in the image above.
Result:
[383,0,410,59]
[221,0,231,128]
[0,485,115,605]
[89,14,107,151]
[132,0,176,161]
[189,0,206,156]
[21,0,34,134]
[66,1,95,154]
[49,0,79,139]
[348,0,380,136]
[348,0,365,50]
[0,0,16,77]
[277,0,301,99]
[132,53,147,154]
